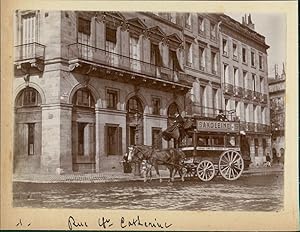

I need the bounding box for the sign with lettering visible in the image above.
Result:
[196,120,240,133]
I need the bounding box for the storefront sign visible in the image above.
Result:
[196,120,240,133]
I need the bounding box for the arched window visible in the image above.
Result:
[168,102,179,117]
[73,88,95,108]
[127,96,143,115]
[16,87,41,107]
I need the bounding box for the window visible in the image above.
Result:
[185,13,192,29]
[210,22,216,40]
[252,74,256,91]
[222,38,228,56]
[198,16,204,34]
[106,125,121,156]
[152,97,161,115]
[199,47,205,71]
[73,88,95,107]
[185,42,192,67]
[130,36,141,71]
[234,67,239,86]
[107,89,118,109]
[233,42,238,60]
[16,87,41,107]
[242,47,247,63]
[212,88,218,116]
[152,128,162,149]
[211,51,217,74]
[28,123,35,155]
[244,103,250,121]
[78,123,86,156]
[251,50,255,67]
[223,63,229,82]
[259,54,263,70]
[260,76,265,93]
[78,18,91,58]
[243,71,248,88]
[106,27,117,64]
[170,12,176,23]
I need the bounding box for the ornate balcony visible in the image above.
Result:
[223,83,234,95]
[240,122,271,134]
[252,91,262,102]
[68,43,191,93]
[260,93,268,104]
[192,105,237,121]
[14,43,45,75]
[244,89,253,100]
[233,86,244,98]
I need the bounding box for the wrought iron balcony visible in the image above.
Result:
[252,91,262,102]
[240,121,271,133]
[233,85,244,98]
[14,43,45,74]
[68,43,190,91]
[223,83,234,95]
[192,105,237,121]
[244,89,254,100]
[260,93,268,104]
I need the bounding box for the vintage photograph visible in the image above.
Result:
[12,10,286,212]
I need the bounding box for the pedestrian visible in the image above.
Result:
[140,159,152,182]
[240,131,251,169]
[265,154,271,167]
[216,110,228,121]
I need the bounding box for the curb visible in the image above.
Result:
[13,170,284,184]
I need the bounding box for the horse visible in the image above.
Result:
[127,145,186,182]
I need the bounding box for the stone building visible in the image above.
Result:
[13,11,271,174]
[269,64,285,164]
[217,14,271,165]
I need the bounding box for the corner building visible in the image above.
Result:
[14,11,191,174]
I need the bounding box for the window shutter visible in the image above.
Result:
[104,125,108,155]
[118,127,122,155]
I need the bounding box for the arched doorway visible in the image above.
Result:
[167,102,180,148]
[126,96,144,147]
[14,87,42,173]
[72,88,96,173]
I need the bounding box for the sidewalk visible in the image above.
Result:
[13,164,284,184]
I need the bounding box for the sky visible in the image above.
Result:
[226,13,286,77]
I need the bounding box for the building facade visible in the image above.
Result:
[269,64,285,164]
[13,11,271,175]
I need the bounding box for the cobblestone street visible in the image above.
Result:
[13,173,283,211]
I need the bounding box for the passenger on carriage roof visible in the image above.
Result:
[216,110,228,122]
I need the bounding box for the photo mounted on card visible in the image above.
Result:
[1,0,298,231]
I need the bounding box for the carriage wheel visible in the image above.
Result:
[218,150,244,181]
[196,160,215,182]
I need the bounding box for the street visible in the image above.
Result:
[13,174,283,211]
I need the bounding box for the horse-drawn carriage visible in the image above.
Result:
[127,113,249,182]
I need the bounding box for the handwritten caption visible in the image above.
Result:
[68,215,173,230]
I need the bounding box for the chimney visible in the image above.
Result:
[247,14,255,30]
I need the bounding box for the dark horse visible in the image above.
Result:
[127,145,186,182]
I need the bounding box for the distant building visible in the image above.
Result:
[268,64,285,163]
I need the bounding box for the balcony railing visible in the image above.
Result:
[233,85,244,98]
[68,43,185,83]
[240,121,271,133]
[223,83,234,95]
[252,91,262,102]
[15,43,45,62]
[244,89,253,100]
[260,93,268,104]
[192,105,237,121]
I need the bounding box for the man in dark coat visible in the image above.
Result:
[216,110,228,121]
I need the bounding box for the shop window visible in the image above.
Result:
[152,97,161,115]
[105,124,122,156]
[107,89,118,109]
[28,123,35,155]
[152,127,162,149]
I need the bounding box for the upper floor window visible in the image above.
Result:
[152,97,161,115]
[251,50,255,67]
[222,38,228,56]
[259,54,263,70]
[211,51,217,74]
[199,46,205,71]
[210,22,216,40]
[107,89,118,109]
[16,87,41,107]
[21,12,38,45]
[198,16,204,34]
[223,63,229,82]
[185,42,193,67]
[105,27,116,52]
[252,74,256,91]
[170,12,176,23]
[185,13,192,29]
[242,47,247,63]
[73,88,95,108]
[232,42,238,60]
